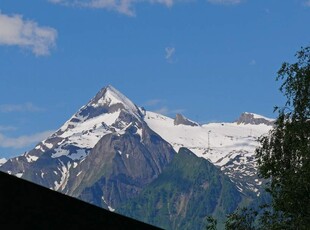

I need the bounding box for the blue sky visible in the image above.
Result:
[0,0,309,158]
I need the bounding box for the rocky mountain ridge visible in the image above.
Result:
[0,85,274,229]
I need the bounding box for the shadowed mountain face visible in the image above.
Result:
[118,148,243,230]
[66,122,176,210]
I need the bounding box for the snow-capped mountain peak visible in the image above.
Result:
[26,85,144,162]
[87,85,140,117]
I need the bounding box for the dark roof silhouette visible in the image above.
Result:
[0,171,161,229]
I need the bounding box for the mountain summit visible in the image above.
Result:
[235,112,274,126]
[84,85,141,118]
[174,113,199,126]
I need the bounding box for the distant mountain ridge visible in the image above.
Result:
[144,110,273,195]
[235,112,274,126]
[174,113,199,126]
[0,85,274,229]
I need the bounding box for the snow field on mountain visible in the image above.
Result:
[145,111,271,166]
[46,111,122,159]
[246,112,274,122]
[59,111,121,146]
[0,158,7,166]
[145,111,273,193]
[53,161,72,191]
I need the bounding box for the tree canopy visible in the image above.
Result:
[256,46,310,228]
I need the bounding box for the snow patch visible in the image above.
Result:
[15,173,23,178]
[52,147,70,158]
[135,126,143,142]
[45,142,53,149]
[54,161,72,191]
[101,195,114,211]
[70,149,88,160]
[25,154,39,163]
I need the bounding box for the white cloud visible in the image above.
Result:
[48,0,174,16]
[0,130,54,148]
[0,12,57,56]
[165,47,175,59]
[249,59,256,65]
[165,46,176,63]
[152,0,174,7]
[207,0,242,5]
[144,99,163,106]
[154,106,185,116]
[0,103,44,113]
[304,0,310,6]
[154,106,170,115]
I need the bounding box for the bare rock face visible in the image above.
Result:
[174,114,199,126]
[235,112,274,126]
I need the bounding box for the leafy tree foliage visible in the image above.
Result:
[256,46,310,228]
[206,46,310,230]
[224,207,258,230]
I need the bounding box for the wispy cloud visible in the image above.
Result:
[0,130,54,148]
[249,59,256,65]
[48,0,245,15]
[154,106,185,116]
[207,0,242,5]
[304,0,310,6]
[144,99,163,106]
[0,103,44,113]
[144,99,184,116]
[165,46,176,63]
[0,12,57,56]
[48,0,174,16]
[0,126,17,132]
